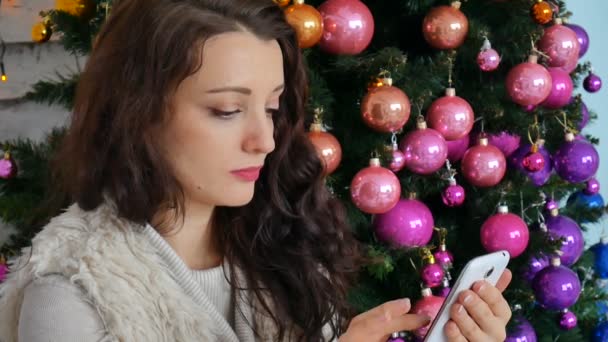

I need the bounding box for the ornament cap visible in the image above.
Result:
[369,158,381,167]
[564,132,575,142]
[448,178,457,186]
[309,123,322,132]
[440,243,447,251]
[497,205,509,214]
[381,77,393,87]
[421,287,432,297]
[550,256,561,267]
[537,138,546,147]
[445,88,456,97]
[442,278,450,287]
[451,1,462,10]
[550,208,559,217]
[528,55,539,64]
[539,222,548,232]
[3,151,9,160]
[479,137,489,146]
[554,18,563,25]
[481,38,492,51]
[416,118,428,130]
[408,192,417,200]
[601,236,608,245]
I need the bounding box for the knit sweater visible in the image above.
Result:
[0,202,338,342]
[17,223,235,341]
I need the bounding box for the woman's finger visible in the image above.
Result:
[449,303,488,341]
[495,268,512,292]
[457,289,501,334]
[380,313,432,337]
[472,280,512,324]
[444,320,468,342]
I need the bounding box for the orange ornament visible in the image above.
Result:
[274,0,291,8]
[361,77,411,133]
[32,22,52,43]
[422,1,469,50]
[307,123,342,176]
[531,1,553,25]
[284,0,324,48]
[55,0,95,18]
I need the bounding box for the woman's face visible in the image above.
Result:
[161,31,283,208]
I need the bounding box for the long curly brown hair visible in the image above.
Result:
[51,0,363,340]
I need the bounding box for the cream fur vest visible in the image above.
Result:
[0,203,328,341]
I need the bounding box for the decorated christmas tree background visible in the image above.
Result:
[1,0,608,340]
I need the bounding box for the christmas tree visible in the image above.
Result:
[1,0,607,340]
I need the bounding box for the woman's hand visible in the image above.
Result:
[445,269,513,342]
[339,298,431,342]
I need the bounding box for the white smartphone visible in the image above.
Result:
[423,250,510,342]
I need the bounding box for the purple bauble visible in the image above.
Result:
[522,151,546,172]
[584,73,603,93]
[422,263,444,288]
[505,316,537,342]
[546,213,584,266]
[541,68,573,109]
[434,246,454,269]
[374,198,434,247]
[438,286,451,298]
[564,23,590,57]
[585,178,600,195]
[521,254,550,283]
[559,310,578,330]
[579,101,590,130]
[532,258,581,310]
[446,134,469,162]
[510,143,553,186]
[442,180,465,207]
[554,133,600,183]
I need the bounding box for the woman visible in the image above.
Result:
[0,0,512,341]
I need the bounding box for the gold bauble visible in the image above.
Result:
[531,1,553,25]
[55,0,95,18]
[32,22,52,43]
[284,1,324,48]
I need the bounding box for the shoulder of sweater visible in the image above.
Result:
[19,274,110,342]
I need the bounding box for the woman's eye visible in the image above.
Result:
[211,109,240,119]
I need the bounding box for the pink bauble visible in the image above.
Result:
[477,48,501,72]
[399,120,448,175]
[0,263,8,282]
[442,180,465,207]
[482,131,521,158]
[318,0,374,55]
[461,137,506,187]
[522,151,546,172]
[412,289,445,338]
[422,263,444,288]
[389,145,407,172]
[350,158,400,214]
[446,134,469,162]
[373,198,434,247]
[558,56,579,74]
[541,68,574,109]
[505,56,552,106]
[426,88,475,141]
[538,22,580,68]
[480,206,529,257]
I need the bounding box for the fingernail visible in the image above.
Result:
[474,281,486,293]
[457,304,465,314]
[463,294,472,303]
[400,298,411,309]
